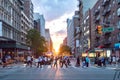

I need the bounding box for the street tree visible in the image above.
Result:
[26,29,48,57]
[59,45,71,56]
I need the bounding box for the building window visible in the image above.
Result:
[98,6,100,10]
[117,21,120,29]
[112,12,115,19]
[117,0,120,4]
[117,8,120,16]
[108,15,111,20]
[117,33,120,41]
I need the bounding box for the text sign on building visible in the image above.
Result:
[0,22,2,36]
[102,27,114,33]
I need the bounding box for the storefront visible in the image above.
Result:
[114,43,120,57]
[0,39,29,59]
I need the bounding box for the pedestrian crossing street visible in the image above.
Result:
[0,64,116,80]
[0,64,116,73]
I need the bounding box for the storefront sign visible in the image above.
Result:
[94,48,103,52]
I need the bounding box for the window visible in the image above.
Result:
[117,33,120,41]
[117,8,120,16]
[98,6,100,10]
[117,0,120,4]
[117,21,120,29]
[112,12,115,19]
[113,0,115,4]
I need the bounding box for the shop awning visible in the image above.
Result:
[0,43,28,50]
[97,45,104,48]
[88,49,95,53]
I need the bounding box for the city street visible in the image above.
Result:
[1,0,120,80]
[0,64,116,80]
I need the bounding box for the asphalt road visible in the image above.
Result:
[0,64,116,80]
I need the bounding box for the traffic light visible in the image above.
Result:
[97,25,102,34]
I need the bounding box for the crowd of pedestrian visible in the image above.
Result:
[0,54,15,68]
[94,55,120,67]
[24,55,72,68]
[76,56,90,68]
[1,53,120,69]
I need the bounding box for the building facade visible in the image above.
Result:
[0,0,28,58]
[33,13,46,38]
[91,0,120,57]
[80,0,98,14]
[77,0,98,57]
[63,37,67,46]
[67,19,75,55]
[23,0,34,29]
[21,11,31,45]
[82,9,92,54]
[45,29,52,52]
[73,11,81,57]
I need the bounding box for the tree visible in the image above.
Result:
[59,45,71,56]
[26,29,48,56]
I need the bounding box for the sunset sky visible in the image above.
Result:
[32,0,78,51]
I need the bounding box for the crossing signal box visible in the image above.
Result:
[97,25,102,34]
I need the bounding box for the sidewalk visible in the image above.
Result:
[0,62,24,69]
[0,63,25,78]
[70,59,120,69]
[90,63,120,70]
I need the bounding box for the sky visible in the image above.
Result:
[32,0,78,52]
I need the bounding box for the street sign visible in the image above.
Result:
[102,27,114,33]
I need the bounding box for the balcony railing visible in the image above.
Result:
[103,39,112,45]
[105,20,110,24]
[104,31,111,35]
[95,34,101,39]
[102,10,107,16]
[106,7,111,13]
[102,0,110,6]
[94,15,100,23]
[94,42,100,47]
[94,10,100,16]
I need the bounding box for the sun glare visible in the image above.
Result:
[55,48,59,53]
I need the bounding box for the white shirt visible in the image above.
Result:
[38,57,42,62]
[112,57,116,62]
[27,56,31,61]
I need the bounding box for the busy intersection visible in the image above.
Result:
[0,60,119,80]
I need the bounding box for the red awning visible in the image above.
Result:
[97,45,104,48]
[85,48,91,53]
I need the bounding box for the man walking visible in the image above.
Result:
[61,56,68,68]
